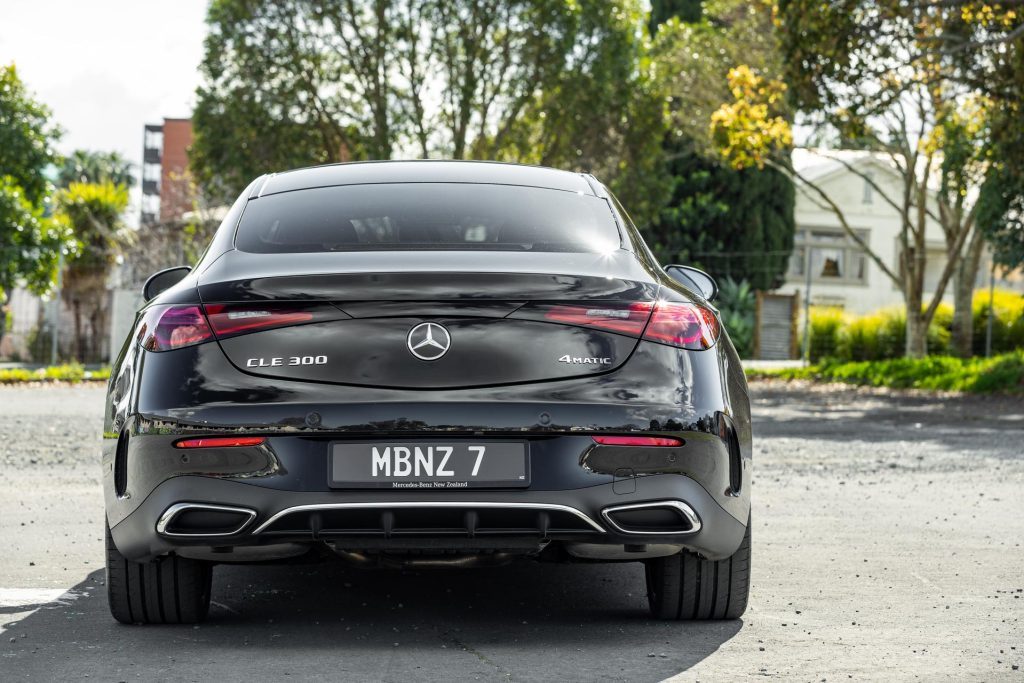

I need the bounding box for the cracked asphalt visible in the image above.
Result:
[0,381,1022,681]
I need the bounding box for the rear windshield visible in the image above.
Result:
[234,183,622,253]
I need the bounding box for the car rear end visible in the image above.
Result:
[103,166,752,622]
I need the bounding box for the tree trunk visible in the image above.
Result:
[72,299,84,363]
[0,287,7,358]
[951,232,985,358]
[906,311,928,358]
[88,309,100,364]
[90,300,110,364]
[905,272,927,358]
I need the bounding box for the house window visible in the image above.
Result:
[862,171,874,204]
[787,229,869,284]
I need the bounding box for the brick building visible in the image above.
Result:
[140,118,194,224]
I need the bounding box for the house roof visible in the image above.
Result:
[792,148,947,194]
[791,148,902,183]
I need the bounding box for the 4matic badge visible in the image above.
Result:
[558,355,612,365]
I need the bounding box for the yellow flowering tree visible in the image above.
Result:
[713,1,1021,358]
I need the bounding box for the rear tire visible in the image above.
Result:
[644,514,751,620]
[105,521,213,624]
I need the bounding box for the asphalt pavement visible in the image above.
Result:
[0,381,1022,681]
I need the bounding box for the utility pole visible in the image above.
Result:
[802,248,812,365]
[985,261,995,358]
[50,251,63,366]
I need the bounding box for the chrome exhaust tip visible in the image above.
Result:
[156,503,257,537]
[600,500,701,535]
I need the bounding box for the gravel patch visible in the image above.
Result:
[0,383,1021,680]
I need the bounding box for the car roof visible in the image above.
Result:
[253,160,598,198]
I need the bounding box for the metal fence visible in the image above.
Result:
[1,217,214,365]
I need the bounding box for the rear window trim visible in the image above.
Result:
[230,181,626,253]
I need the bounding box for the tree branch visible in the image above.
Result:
[770,159,903,288]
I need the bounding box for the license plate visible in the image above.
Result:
[330,441,530,489]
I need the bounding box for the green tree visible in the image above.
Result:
[652,154,793,290]
[714,2,1022,357]
[0,64,61,206]
[650,0,702,31]
[57,182,129,362]
[0,179,72,359]
[191,0,664,222]
[0,64,69,355]
[57,150,134,189]
[646,0,794,288]
[975,98,1024,273]
[775,1,1024,108]
[0,178,71,297]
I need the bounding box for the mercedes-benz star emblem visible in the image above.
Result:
[407,322,451,361]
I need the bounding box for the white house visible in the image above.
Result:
[772,148,1019,315]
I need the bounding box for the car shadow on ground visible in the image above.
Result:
[2,558,742,681]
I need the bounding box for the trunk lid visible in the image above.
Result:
[198,251,660,389]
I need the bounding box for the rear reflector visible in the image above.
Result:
[175,436,266,449]
[137,305,215,352]
[593,435,683,447]
[642,302,720,350]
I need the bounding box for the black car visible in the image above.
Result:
[103,160,752,624]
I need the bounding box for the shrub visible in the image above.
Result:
[806,307,845,362]
[972,289,1024,355]
[746,351,1024,394]
[717,277,755,358]
[782,293,1021,364]
[835,305,952,361]
[0,363,109,383]
[838,307,903,361]
[0,367,32,383]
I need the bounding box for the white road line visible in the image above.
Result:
[0,587,84,634]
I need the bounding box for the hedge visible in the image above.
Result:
[747,350,1024,394]
[805,289,1024,362]
[0,364,110,384]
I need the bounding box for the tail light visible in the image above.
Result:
[518,302,654,336]
[137,303,347,352]
[593,435,683,447]
[175,436,266,449]
[642,301,720,350]
[519,300,718,350]
[203,303,346,339]
[542,302,654,336]
[137,305,214,352]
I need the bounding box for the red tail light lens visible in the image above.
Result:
[593,435,683,447]
[205,304,312,338]
[540,302,654,337]
[642,301,720,350]
[203,303,346,339]
[137,305,215,352]
[175,436,266,449]
[137,303,347,351]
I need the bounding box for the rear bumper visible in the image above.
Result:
[105,338,752,563]
[109,473,747,562]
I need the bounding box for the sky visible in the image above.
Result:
[0,0,209,223]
